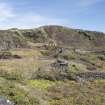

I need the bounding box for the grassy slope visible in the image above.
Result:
[0,48,105,105]
[37,25,105,50]
[0,29,28,52]
[1,25,105,51]
[0,26,105,105]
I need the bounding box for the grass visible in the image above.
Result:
[1,48,105,105]
[27,80,55,91]
[1,26,105,105]
[60,50,77,60]
[48,80,105,105]
[0,58,52,81]
[0,79,40,105]
[11,49,42,57]
[68,61,87,73]
[0,49,52,81]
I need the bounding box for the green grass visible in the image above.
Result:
[27,80,55,91]
[47,80,105,105]
[1,47,105,105]
[0,79,40,105]
[11,49,42,58]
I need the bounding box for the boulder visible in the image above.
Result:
[0,96,13,105]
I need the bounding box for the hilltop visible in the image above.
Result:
[20,25,105,50]
[0,25,105,51]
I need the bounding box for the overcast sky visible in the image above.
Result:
[0,0,105,32]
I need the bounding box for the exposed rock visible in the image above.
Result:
[50,59,68,71]
[0,96,13,105]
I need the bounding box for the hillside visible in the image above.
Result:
[1,25,105,105]
[0,29,27,51]
[0,25,105,51]
[21,25,105,50]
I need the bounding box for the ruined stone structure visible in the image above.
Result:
[50,59,68,72]
[75,72,105,81]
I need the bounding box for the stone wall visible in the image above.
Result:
[75,72,105,81]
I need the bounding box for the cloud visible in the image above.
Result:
[14,14,66,28]
[0,2,66,29]
[0,11,66,29]
[0,3,15,21]
[0,13,66,29]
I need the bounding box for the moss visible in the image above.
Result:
[27,80,55,91]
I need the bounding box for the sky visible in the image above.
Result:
[0,0,105,32]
